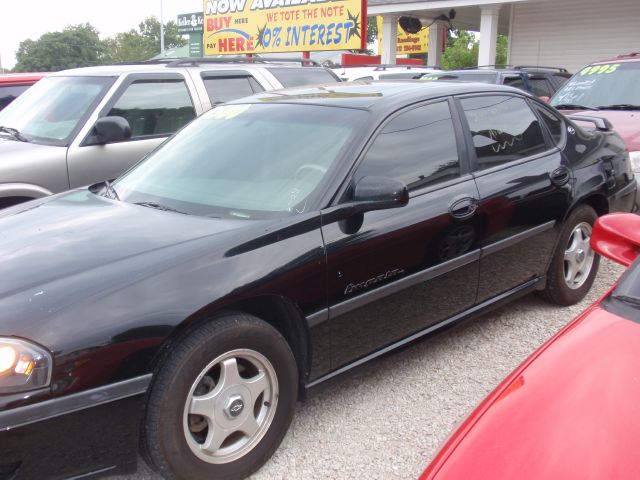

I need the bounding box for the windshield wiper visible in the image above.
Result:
[134,201,187,215]
[552,104,599,111]
[0,126,29,142]
[596,104,640,111]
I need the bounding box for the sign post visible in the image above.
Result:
[203,0,367,56]
[178,12,205,57]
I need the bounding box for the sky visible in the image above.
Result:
[0,0,203,70]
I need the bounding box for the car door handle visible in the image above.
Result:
[449,197,478,220]
[550,166,571,186]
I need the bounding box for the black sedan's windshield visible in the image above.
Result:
[115,103,366,219]
[551,62,640,110]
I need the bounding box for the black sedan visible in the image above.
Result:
[0,81,636,480]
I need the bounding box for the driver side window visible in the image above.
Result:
[355,101,460,192]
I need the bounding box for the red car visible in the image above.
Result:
[551,52,640,173]
[0,72,46,111]
[420,212,640,480]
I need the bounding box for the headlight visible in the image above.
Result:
[0,338,52,394]
[630,151,640,174]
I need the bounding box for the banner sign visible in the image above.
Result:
[203,0,367,55]
[376,17,428,55]
[178,12,205,34]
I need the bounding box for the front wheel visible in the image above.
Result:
[142,314,298,480]
[542,204,600,306]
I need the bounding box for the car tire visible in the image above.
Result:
[142,313,298,480]
[541,204,600,306]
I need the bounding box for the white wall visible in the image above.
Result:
[509,0,640,73]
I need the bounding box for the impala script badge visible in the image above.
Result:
[344,268,405,295]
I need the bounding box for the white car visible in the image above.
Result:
[331,65,441,81]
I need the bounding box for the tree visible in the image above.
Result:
[367,17,378,44]
[441,30,478,70]
[103,16,186,64]
[440,30,509,70]
[13,24,105,72]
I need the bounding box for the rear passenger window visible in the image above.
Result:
[107,79,196,139]
[534,104,563,145]
[202,75,264,105]
[355,101,460,191]
[267,67,338,87]
[528,77,554,97]
[503,76,526,90]
[460,95,547,169]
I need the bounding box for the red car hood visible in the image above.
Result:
[568,110,640,151]
[422,304,640,480]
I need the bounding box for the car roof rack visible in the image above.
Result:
[459,65,569,73]
[334,64,434,70]
[164,57,320,67]
[513,65,569,73]
[615,51,640,59]
[461,64,512,70]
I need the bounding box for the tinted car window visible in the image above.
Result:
[553,74,570,87]
[267,67,338,87]
[534,104,563,145]
[355,101,460,191]
[0,85,30,111]
[108,79,196,138]
[461,95,547,169]
[202,75,264,105]
[529,77,554,97]
[503,76,526,90]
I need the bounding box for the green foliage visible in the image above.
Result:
[441,30,509,70]
[102,16,186,64]
[13,17,187,71]
[367,17,378,44]
[13,24,105,72]
[441,30,478,70]
[496,34,508,66]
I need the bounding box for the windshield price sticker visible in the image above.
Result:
[579,64,620,76]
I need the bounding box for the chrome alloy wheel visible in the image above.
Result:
[563,221,595,290]
[182,349,278,464]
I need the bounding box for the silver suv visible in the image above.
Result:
[0,58,339,208]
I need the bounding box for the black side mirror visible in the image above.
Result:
[352,176,409,213]
[87,116,132,145]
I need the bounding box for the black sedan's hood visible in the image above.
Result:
[0,190,252,299]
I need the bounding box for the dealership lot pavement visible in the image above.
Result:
[113,259,623,480]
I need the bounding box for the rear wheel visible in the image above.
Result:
[142,314,297,480]
[542,204,599,305]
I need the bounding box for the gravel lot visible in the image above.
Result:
[113,259,624,480]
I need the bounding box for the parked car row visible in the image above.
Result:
[0,54,638,480]
[0,57,339,208]
[0,77,636,479]
[420,65,572,98]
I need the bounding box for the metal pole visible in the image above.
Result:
[160,0,165,56]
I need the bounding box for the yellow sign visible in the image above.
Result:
[376,17,428,55]
[203,0,366,55]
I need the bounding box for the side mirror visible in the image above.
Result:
[87,116,132,145]
[352,176,409,213]
[591,213,640,266]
